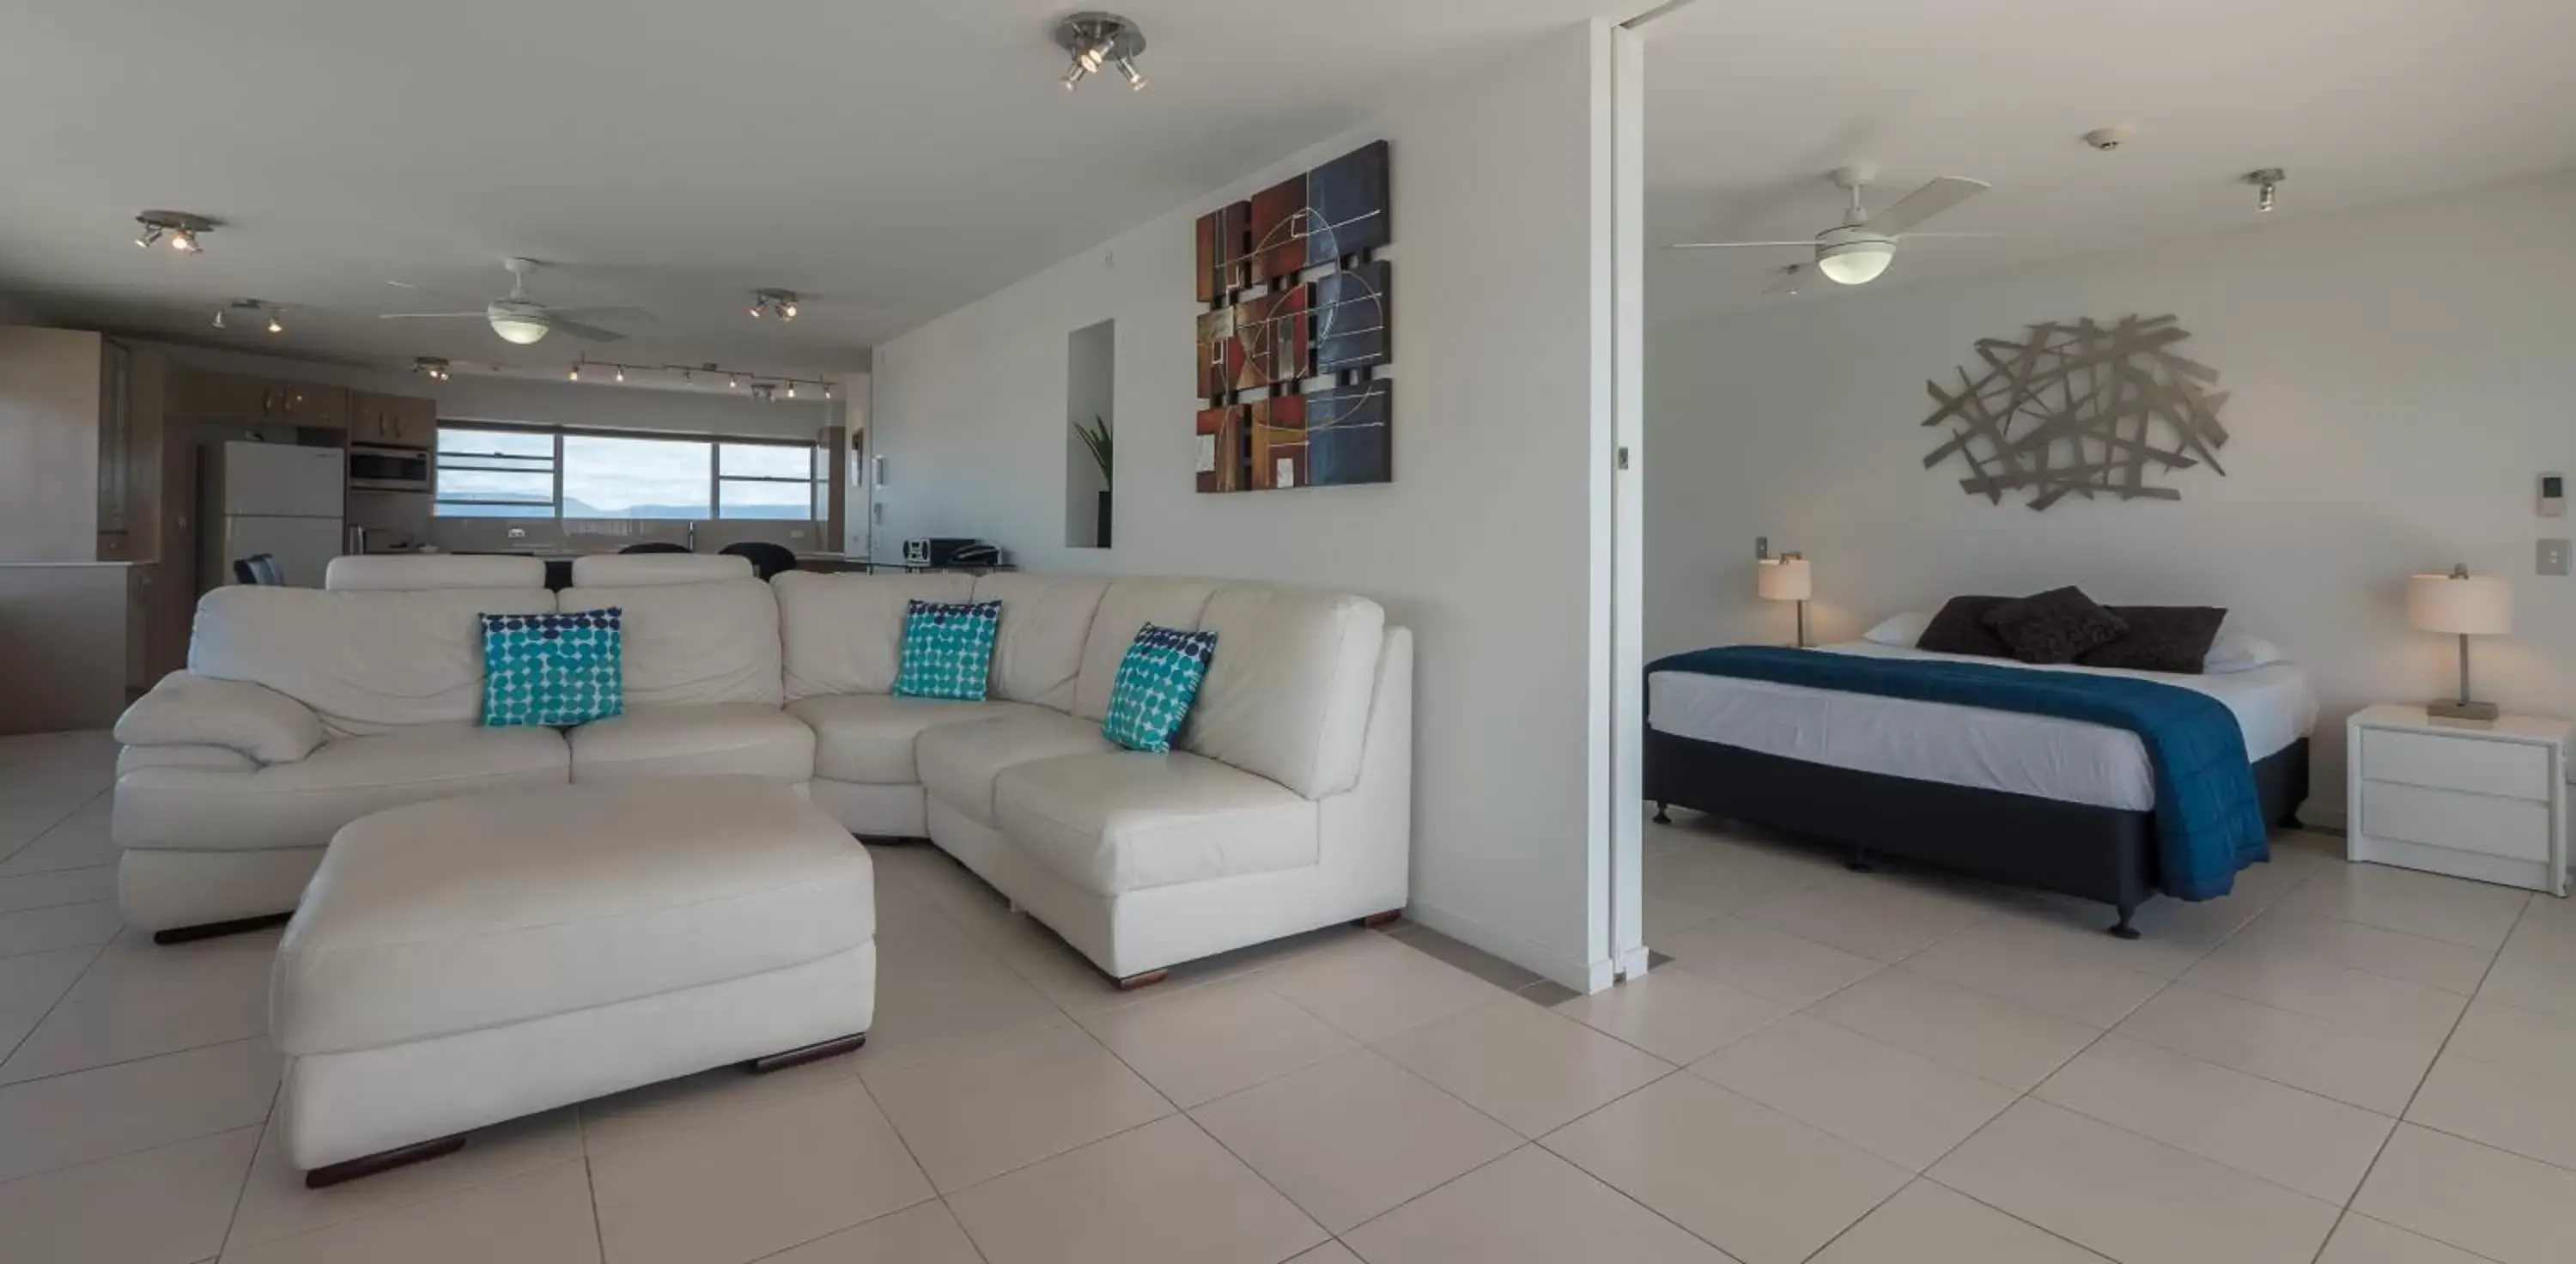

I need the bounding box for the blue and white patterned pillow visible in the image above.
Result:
[481,609,623,727]
[893,599,1003,702]
[1102,623,1218,753]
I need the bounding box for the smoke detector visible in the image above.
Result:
[2082,126,2137,152]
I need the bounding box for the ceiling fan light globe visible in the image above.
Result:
[489,313,550,344]
[1815,239,1893,285]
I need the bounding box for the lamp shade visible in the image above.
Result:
[2408,570,2511,635]
[1757,556,1813,602]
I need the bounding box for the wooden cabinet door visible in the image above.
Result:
[277,383,349,429]
[389,395,439,447]
[349,392,392,441]
[178,370,282,427]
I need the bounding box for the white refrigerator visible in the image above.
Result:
[203,442,345,589]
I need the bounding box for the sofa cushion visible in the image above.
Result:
[1181,585,1386,798]
[916,709,1115,827]
[273,776,872,1056]
[325,556,546,592]
[775,572,976,701]
[993,751,1319,898]
[894,599,1002,701]
[787,693,1036,785]
[190,586,559,738]
[114,672,326,764]
[1072,578,1224,721]
[568,703,816,784]
[480,609,623,727]
[970,574,1109,709]
[561,579,781,708]
[113,724,570,853]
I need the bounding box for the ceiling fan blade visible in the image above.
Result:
[544,306,653,322]
[1762,264,1810,297]
[548,319,628,343]
[377,311,488,319]
[1863,176,1990,235]
[1666,240,1819,250]
[382,278,487,306]
[1892,231,2008,240]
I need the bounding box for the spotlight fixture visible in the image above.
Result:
[265,309,284,334]
[728,373,740,389]
[614,366,625,382]
[2243,167,2286,213]
[1055,12,1146,93]
[823,382,835,400]
[133,210,218,254]
[568,363,581,381]
[786,381,798,399]
[414,357,453,382]
[213,299,282,331]
[748,289,801,321]
[210,307,226,330]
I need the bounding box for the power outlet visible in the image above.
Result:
[506,526,526,540]
[2541,538,2572,577]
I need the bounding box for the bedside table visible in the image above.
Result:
[2347,704,2569,896]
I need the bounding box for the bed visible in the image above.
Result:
[1645,640,2316,937]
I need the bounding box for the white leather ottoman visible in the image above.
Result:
[273,775,876,1186]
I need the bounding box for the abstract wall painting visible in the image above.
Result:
[1193,140,1391,492]
[1920,315,2233,511]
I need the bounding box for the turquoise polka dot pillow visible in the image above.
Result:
[1102,623,1218,753]
[893,599,1003,702]
[480,609,623,727]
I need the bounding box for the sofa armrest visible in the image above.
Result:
[113,672,325,765]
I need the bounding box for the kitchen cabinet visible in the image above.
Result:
[179,369,349,430]
[351,391,438,447]
[1,326,167,564]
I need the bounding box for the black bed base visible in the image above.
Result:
[1646,732,2311,939]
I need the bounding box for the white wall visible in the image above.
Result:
[1646,168,2576,822]
[870,23,1619,987]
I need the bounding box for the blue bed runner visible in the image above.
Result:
[1648,646,2268,900]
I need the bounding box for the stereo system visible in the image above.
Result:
[902,538,1002,568]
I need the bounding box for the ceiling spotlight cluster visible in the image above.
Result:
[566,357,835,400]
[1057,12,1146,91]
[210,300,283,333]
[135,210,217,254]
[2242,167,2287,213]
[748,289,800,321]
[414,357,452,381]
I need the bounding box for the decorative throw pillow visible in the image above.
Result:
[1981,586,2130,665]
[893,599,1002,701]
[481,609,623,727]
[1915,595,2018,659]
[2076,606,2228,674]
[1102,623,1218,754]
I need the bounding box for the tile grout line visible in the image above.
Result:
[212,1080,283,1258]
[0,938,111,1068]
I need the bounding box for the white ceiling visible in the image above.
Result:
[0,0,1622,382]
[1639,0,2576,325]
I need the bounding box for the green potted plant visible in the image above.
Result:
[1075,415,1113,547]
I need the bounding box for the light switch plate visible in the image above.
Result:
[2541,538,2572,576]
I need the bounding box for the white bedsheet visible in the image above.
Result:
[1648,641,2318,811]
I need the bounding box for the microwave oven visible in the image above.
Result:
[347,443,431,492]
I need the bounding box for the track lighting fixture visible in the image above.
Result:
[2243,167,2285,213]
[213,299,282,332]
[568,363,581,381]
[551,357,829,398]
[414,357,452,382]
[133,210,217,254]
[751,384,777,403]
[1055,13,1146,93]
[614,366,625,382]
[210,308,226,330]
[749,289,800,321]
[786,382,797,399]
[266,310,284,334]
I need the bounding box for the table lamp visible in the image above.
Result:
[2407,563,2511,721]
[1757,552,1814,648]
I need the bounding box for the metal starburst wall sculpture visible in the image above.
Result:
[1921,314,2233,510]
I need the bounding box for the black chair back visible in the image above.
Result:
[618,542,693,555]
[720,541,799,581]
[232,553,285,586]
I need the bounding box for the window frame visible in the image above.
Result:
[433,421,822,523]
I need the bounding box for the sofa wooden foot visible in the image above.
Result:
[153,912,293,945]
[1356,909,1402,929]
[2106,903,2142,940]
[1652,802,1671,824]
[744,1031,868,1073]
[304,1133,465,1188]
[1115,969,1170,992]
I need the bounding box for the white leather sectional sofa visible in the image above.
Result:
[112,553,1413,982]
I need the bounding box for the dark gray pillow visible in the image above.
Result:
[1916,595,2017,659]
[1981,586,2129,665]
[2077,606,2227,674]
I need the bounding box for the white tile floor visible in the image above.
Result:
[4,727,2574,1264]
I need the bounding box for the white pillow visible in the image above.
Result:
[2202,630,2285,673]
[1862,611,1933,647]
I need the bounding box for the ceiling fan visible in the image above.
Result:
[379,257,647,345]
[1668,168,1993,295]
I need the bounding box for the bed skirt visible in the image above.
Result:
[1644,729,2311,937]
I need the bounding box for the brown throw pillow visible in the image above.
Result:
[1981,586,2129,665]
[2076,606,2227,674]
[1916,595,2017,659]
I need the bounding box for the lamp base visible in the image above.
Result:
[2427,698,2500,722]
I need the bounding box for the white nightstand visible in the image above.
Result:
[2347,704,2570,896]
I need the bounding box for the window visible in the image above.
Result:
[719,443,821,520]
[434,425,821,521]
[434,427,556,517]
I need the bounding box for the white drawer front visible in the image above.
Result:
[2360,780,2552,863]
[2360,729,2553,802]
